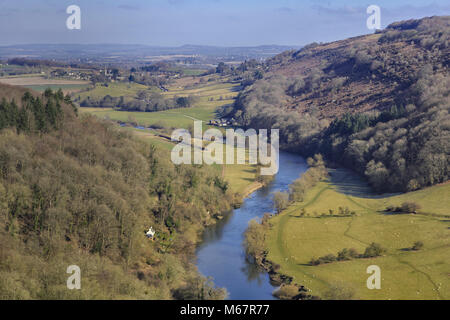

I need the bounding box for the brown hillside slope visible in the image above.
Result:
[265,16,449,119]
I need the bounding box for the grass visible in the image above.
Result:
[381,183,450,216]
[163,81,240,100]
[0,76,91,94]
[75,82,151,99]
[266,168,449,300]
[122,132,258,195]
[24,84,90,93]
[79,80,239,128]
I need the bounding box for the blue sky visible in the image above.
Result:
[0,0,449,46]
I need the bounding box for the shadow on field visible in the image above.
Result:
[328,168,398,199]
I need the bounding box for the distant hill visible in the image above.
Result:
[0,43,299,62]
[226,16,449,192]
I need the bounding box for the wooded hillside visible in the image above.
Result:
[0,84,230,299]
[226,16,449,192]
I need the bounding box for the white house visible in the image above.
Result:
[146,227,155,239]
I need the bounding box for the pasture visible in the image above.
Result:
[266,169,450,300]
[75,82,151,99]
[0,76,90,93]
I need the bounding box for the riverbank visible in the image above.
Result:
[196,152,308,299]
[241,182,264,199]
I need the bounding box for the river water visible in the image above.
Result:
[196,151,308,299]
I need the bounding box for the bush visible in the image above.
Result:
[386,202,422,214]
[321,254,337,263]
[273,191,290,213]
[337,248,361,261]
[309,258,321,266]
[363,242,387,258]
[400,202,421,213]
[337,248,350,261]
[348,248,360,258]
[310,253,337,265]
[412,241,424,251]
[244,219,269,264]
[273,284,300,299]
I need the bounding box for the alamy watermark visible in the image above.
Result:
[366,265,381,289]
[170,121,279,175]
[67,265,81,290]
[366,5,381,31]
[66,5,81,30]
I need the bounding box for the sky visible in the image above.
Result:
[0,0,449,47]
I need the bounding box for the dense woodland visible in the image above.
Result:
[0,85,230,299]
[225,16,449,192]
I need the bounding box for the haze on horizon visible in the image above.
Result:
[0,0,449,47]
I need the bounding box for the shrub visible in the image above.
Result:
[273,191,290,213]
[311,247,362,266]
[337,248,351,261]
[363,242,387,258]
[315,254,337,265]
[400,202,421,213]
[412,241,424,251]
[385,205,396,212]
[348,248,360,258]
[244,219,269,264]
[322,254,337,263]
[273,284,302,300]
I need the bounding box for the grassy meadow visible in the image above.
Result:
[75,81,151,99]
[0,75,90,94]
[266,169,449,300]
[79,79,239,128]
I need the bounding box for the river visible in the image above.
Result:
[196,151,308,299]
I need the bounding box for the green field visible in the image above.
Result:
[0,75,91,94]
[79,80,239,128]
[163,81,240,100]
[81,79,257,195]
[266,169,450,300]
[116,129,257,196]
[76,82,151,99]
[80,100,228,129]
[24,83,90,93]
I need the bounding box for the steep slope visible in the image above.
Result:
[263,16,449,119]
[227,16,449,192]
[0,84,230,299]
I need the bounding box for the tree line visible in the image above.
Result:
[0,88,72,133]
[273,155,328,213]
[78,92,196,112]
[309,243,387,266]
